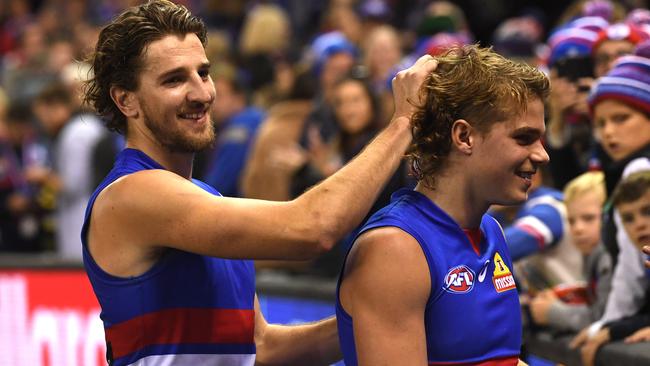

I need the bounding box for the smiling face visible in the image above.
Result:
[129,33,216,153]
[593,99,650,162]
[618,189,650,251]
[470,98,549,206]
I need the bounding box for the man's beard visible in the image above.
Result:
[144,115,215,153]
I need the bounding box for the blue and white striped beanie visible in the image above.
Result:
[588,42,650,115]
[547,16,608,67]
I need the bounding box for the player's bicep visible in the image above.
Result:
[341,227,430,366]
[97,170,316,259]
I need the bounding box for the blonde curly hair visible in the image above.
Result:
[407,44,550,188]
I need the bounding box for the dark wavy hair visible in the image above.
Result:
[332,73,383,160]
[407,44,550,188]
[612,171,650,207]
[83,0,207,135]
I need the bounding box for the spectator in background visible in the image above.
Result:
[398,0,474,69]
[293,74,399,198]
[356,0,393,36]
[0,100,53,252]
[90,128,124,190]
[291,74,411,277]
[544,17,607,189]
[405,0,472,53]
[241,67,317,201]
[576,170,650,366]
[554,0,624,29]
[592,23,649,78]
[34,5,61,43]
[45,37,76,74]
[589,44,650,263]
[300,31,357,146]
[571,42,650,356]
[237,2,295,109]
[204,28,231,66]
[0,0,33,57]
[417,31,471,58]
[2,22,58,102]
[32,81,105,261]
[201,70,265,198]
[495,166,583,292]
[251,73,406,276]
[0,88,6,129]
[361,24,403,98]
[62,62,125,192]
[626,8,650,28]
[492,15,546,66]
[361,24,405,124]
[71,21,101,60]
[319,2,363,47]
[528,171,612,333]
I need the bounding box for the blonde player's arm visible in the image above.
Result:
[253,295,341,366]
[339,227,431,365]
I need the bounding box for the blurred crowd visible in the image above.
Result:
[2,0,650,362]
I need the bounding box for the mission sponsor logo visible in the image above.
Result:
[493,273,516,292]
[443,265,475,293]
[492,252,516,293]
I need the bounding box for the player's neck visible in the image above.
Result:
[126,134,194,179]
[415,176,489,229]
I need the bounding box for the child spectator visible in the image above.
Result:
[571,42,650,364]
[529,171,612,332]
[575,170,650,366]
[497,166,583,290]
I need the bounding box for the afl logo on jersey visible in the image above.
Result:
[444,265,475,293]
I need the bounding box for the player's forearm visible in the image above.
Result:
[255,316,341,366]
[293,116,411,250]
[505,225,542,261]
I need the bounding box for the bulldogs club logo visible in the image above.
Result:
[443,265,475,293]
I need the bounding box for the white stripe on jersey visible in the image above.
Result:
[127,353,256,366]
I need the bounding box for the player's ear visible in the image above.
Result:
[451,119,474,155]
[110,86,139,119]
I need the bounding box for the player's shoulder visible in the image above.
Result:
[93,169,203,217]
[354,226,422,259]
[104,168,184,196]
[346,226,431,300]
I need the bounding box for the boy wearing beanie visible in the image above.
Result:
[571,41,650,365]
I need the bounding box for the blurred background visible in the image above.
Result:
[1,0,650,365]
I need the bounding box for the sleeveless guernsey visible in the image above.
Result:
[336,189,521,366]
[81,148,256,366]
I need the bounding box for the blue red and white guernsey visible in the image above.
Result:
[336,189,521,366]
[81,148,256,366]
